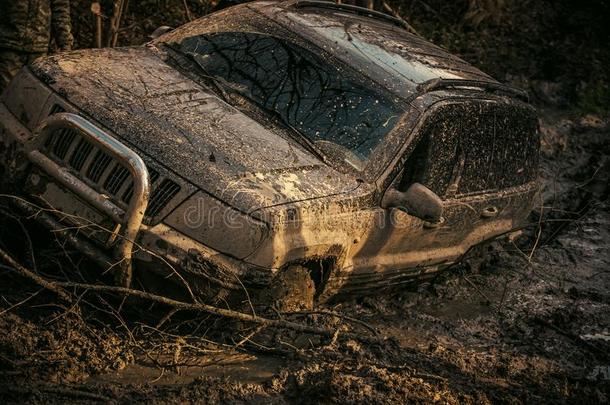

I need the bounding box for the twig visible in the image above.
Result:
[382,1,420,36]
[0,249,382,344]
[0,289,43,316]
[182,0,193,21]
[530,317,608,359]
[587,270,610,280]
[234,325,266,348]
[462,275,492,305]
[156,307,180,329]
[41,386,111,402]
[6,195,199,303]
[138,324,230,351]
[285,309,379,336]
[496,275,512,312]
[0,385,111,402]
[109,0,128,47]
[329,328,341,346]
[0,248,71,302]
[528,193,545,261]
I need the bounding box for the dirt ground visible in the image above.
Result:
[0,108,608,403]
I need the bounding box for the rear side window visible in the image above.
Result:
[400,101,539,197]
[172,32,403,166]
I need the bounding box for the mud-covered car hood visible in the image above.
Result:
[30,47,360,213]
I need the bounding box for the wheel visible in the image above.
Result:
[267,265,315,312]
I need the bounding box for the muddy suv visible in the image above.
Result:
[0,1,539,305]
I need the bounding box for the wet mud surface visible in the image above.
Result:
[0,109,607,403]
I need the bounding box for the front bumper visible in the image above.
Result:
[0,101,270,292]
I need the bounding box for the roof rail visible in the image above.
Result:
[416,78,529,101]
[293,1,418,35]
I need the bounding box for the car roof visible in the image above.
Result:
[248,0,496,99]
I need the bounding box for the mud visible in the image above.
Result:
[0,108,608,403]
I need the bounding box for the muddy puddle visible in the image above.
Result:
[89,353,286,386]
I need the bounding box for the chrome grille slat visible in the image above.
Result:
[44,133,56,149]
[87,150,113,183]
[104,164,130,195]
[44,105,67,149]
[122,168,159,204]
[115,172,136,201]
[52,128,78,160]
[147,178,180,217]
[79,145,100,176]
[121,185,134,204]
[63,134,82,165]
[150,169,160,184]
[49,104,65,115]
[97,161,119,189]
[69,138,94,171]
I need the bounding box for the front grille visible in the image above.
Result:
[42,125,182,221]
[87,150,113,182]
[69,138,94,170]
[121,169,159,204]
[147,179,181,217]
[104,165,130,195]
[49,104,65,115]
[51,128,77,159]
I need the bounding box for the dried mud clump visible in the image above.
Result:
[0,311,133,384]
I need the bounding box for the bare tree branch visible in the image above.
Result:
[0,247,381,344]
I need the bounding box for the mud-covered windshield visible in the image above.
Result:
[170,32,404,170]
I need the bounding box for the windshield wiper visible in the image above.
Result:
[187,56,232,103]
[163,44,328,164]
[163,44,231,103]
[253,106,328,164]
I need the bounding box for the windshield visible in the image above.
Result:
[169,32,404,170]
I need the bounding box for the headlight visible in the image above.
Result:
[164,191,267,259]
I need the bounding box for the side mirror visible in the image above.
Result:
[381,183,443,223]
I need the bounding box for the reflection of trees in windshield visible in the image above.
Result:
[177,32,401,161]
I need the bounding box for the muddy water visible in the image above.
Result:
[90,353,286,386]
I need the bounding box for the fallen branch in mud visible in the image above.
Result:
[0,247,382,344]
[0,248,72,302]
[285,309,380,336]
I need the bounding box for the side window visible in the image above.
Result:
[176,32,402,163]
[399,121,460,197]
[399,137,429,191]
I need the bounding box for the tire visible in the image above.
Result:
[267,264,315,312]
